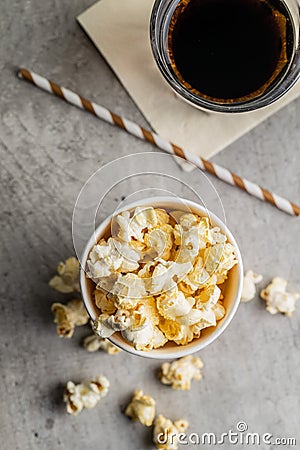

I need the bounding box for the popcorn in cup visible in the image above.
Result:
[80,197,243,359]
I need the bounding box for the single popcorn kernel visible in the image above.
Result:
[94,289,116,314]
[83,335,121,354]
[155,208,170,226]
[144,225,174,260]
[64,375,109,416]
[49,256,80,293]
[153,414,189,450]
[159,355,204,390]
[51,299,89,338]
[125,389,156,426]
[260,277,299,316]
[241,270,263,302]
[86,206,238,351]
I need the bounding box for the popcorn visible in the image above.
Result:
[159,318,194,345]
[158,317,181,341]
[157,288,194,320]
[212,301,226,321]
[93,304,149,339]
[116,206,158,243]
[260,277,299,317]
[111,274,146,304]
[115,210,138,242]
[183,256,209,292]
[204,242,237,284]
[125,390,156,426]
[174,226,202,264]
[153,414,189,450]
[155,208,170,226]
[174,216,211,262]
[141,297,161,326]
[86,207,237,350]
[49,256,80,293]
[121,305,167,350]
[241,270,263,302]
[83,335,121,354]
[87,238,140,280]
[159,355,204,390]
[124,323,168,351]
[122,318,154,350]
[177,280,198,296]
[64,375,109,416]
[151,326,169,348]
[178,213,199,230]
[195,285,221,310]
[51,299,89,338]
[207,226,227,245]
[95,273,118,293]
[149,260,193,295]
[93,310,135,338]
[190,309,217,336]
[133,206,158,229]
[176,308,206,326]
[144,225,174,260]
[94,289,116,314]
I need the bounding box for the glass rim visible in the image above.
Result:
[150,0,300,113]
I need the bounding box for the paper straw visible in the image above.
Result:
[18,68,299,216]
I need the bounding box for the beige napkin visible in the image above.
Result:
[78,0,300,160]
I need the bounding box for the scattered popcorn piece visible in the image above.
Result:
[125,390,156,426]
[83,335,121,354]
[159,355,204,390]
[153,414,189,450]
[241,270,263,302]
[51,299,89,338]
[49,257,80,293]
[64,375,109,416]
[260,277,299,317]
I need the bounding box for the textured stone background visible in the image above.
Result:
[1,1,299,449]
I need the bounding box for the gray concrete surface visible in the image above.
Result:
[1,1,300,449]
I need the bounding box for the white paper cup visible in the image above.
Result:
[80,197,243,359]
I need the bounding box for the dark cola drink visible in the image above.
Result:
[168,0,294,103]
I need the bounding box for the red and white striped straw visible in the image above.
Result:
[18,68,299,216]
